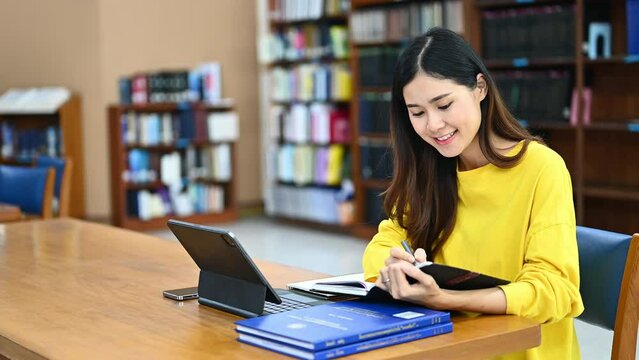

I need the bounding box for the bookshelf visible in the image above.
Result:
[349,0,469,238]
[469,0,579,200]
[260,0,637,236]
[108,102,238,231]
[0,94,85,218]
[261,0,354,228]
[467,0,639,234]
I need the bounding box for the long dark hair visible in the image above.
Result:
[384,28,540,257]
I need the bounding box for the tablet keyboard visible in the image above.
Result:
[263,296,312,314]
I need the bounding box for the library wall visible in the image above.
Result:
[0,0,260,220]
[0,0,101,215]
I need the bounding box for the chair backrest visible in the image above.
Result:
[0,165,55,218]
[34,156,73,216]
[576,226,639,359]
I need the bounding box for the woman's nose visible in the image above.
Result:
[427,115,446,133]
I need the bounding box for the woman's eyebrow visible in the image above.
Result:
[429,92,452,103]
[406,92,452,108]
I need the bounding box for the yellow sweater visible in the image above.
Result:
[362,141,584,360]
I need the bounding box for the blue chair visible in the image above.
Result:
[577,226,639,359]
[0,165,55,218]
[34,156,73,216]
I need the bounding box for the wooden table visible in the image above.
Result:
[0,203,21,222]
[0,219,541,359]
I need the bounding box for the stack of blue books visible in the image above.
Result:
[235,300,452,359]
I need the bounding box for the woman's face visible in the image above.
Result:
[402,73,486,159]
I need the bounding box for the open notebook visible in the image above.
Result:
[288,273,375,297]
[288,261,510,298]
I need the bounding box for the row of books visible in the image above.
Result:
[277,144,348,186]
[0,123,61,159]
[358,92,391,134]
[350,1,465,44]
[119,63,223,104]
[270,184,344,224]
[270,104,350,145]
[630,0,639,55]
[120,110,238,146]
[235,300,452,359]
[360,141,393,181]
[126,184,225,220]
[493,70,572,122]
[269,0,349,22]
[262,25,348,64]
[482,6,575,60]
[358,47,402,88]
[270,64,351,102]
[124,146,231,185]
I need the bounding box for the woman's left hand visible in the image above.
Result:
[375,261,449,310]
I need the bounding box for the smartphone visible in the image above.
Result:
[163,287,198,301]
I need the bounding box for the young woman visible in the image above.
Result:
[362,28,584,359]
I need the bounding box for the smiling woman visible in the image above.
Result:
[361,28,584,360]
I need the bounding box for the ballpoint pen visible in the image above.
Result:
[401,240,415,265]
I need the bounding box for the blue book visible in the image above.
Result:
[237,321,453,360]
[235,300,450,351]
[628,0,639,55]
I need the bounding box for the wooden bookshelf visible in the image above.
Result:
[261,0,354,229]
[579,43,639,233]
[466,0,579,215]
[469,0,639,234]
[0,94,85,218]
[477,0,578,191]
[108,102,238,231]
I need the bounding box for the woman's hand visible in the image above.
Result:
[375,247,449,309]
[375,260,449,309]
[375,246,508,314]
[384,246,427,266]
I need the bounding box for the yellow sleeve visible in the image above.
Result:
[362,218,407,282]
[499,158,584,324]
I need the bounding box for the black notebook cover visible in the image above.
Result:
[414,262,510,291]
[364,262,510,301]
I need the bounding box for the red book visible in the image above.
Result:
[329,109,350,144]
[131,75,148,104]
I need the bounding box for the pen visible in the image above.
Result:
[401,240,415,265]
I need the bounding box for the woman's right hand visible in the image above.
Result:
[384,246,427,266]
